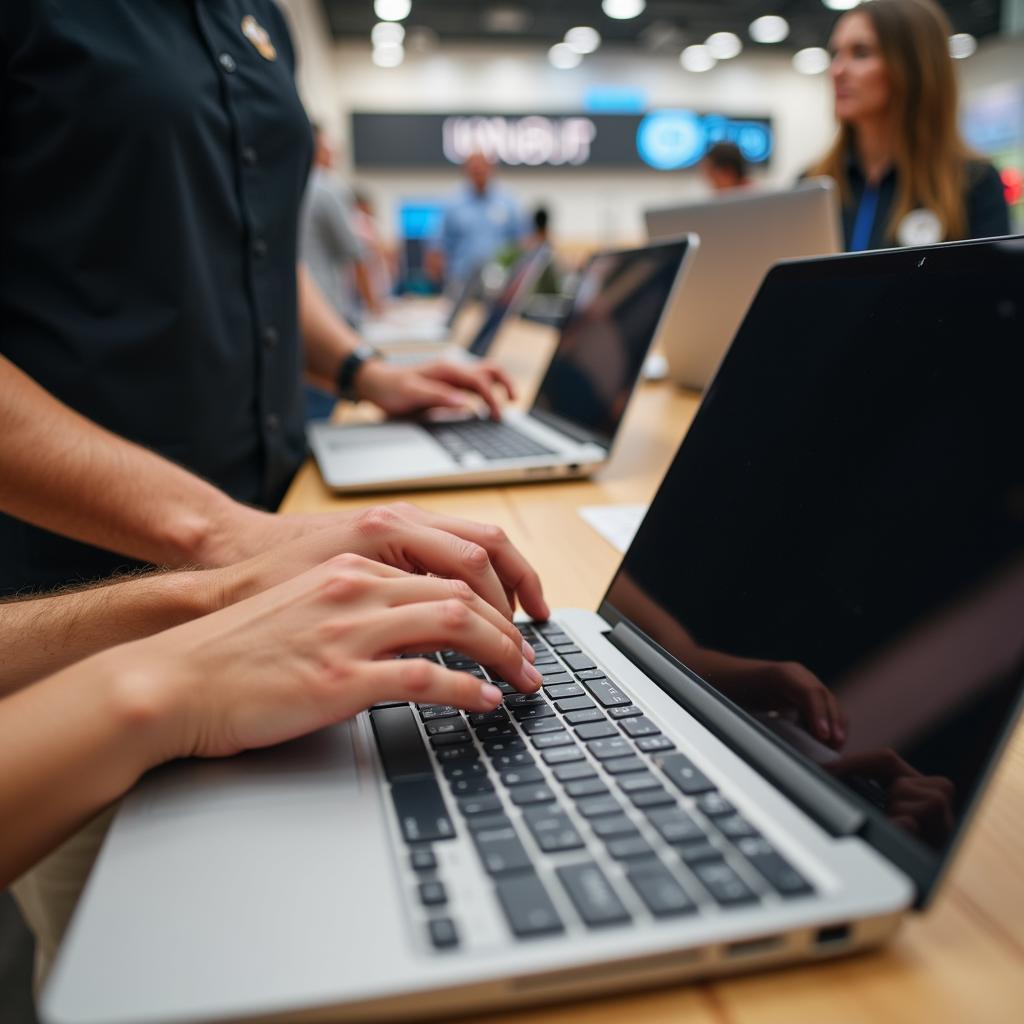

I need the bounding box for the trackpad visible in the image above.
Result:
[321,423,455,481]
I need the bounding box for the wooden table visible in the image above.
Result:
[281,321,1024,1024]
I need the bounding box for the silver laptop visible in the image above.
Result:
[645,179,841,391]
[386,244,553,368]
[306,237,696,493]
[42,236,1024,1024]
[358,261,485,348]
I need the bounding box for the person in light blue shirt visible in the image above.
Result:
[433,152,525,286]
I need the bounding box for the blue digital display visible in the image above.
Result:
[398,201,444,240]
[636,110,773,170]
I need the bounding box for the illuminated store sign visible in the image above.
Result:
[351,111,772,170]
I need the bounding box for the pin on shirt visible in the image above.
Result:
[241,15,277,61]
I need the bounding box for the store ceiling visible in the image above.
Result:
[319,1,1003,52]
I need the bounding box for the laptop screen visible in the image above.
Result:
[467,245,550,357]
[530,239,689,446]
[602,237,1024,892]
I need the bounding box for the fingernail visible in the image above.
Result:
[818,718,830,739]
[523,661,543,690]
[479,682,502,706]
[521,638,535,662]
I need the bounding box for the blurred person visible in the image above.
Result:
[429,152,525,286]
[808,0,1010,250]
[352,189,396,303]
[701,142,752,193]
[300,123,382,322]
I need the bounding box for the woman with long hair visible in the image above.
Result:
[810,0,1010,250]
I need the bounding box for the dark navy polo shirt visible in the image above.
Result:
[838,152,1010,251]
[0,1,313,594]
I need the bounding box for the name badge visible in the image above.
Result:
[241,15,277,61]
[897,208,942,247]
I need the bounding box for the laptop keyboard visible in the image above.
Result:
[422,419,556,462]
[369,621,815,951]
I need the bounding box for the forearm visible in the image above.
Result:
[0,570,219,696]
[0,356,256,568]
[0,651,168,887]
[298,262,361,380]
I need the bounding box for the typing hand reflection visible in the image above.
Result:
[826,749,955,847]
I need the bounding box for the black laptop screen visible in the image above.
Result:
[530,239,687,446]
[603,238,1024,877]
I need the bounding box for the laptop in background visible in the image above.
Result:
[645,178,841,390]
[386,245,552,367]
[43,236,1024,1024]
[306,236,696,492]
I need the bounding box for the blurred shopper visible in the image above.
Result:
[430,152,525,286]
[809,0,1009,250]
[352,190,396,303]
[701,142,752,193]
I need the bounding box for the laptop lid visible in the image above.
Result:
[644,180,841,390]
[528,236,694,448]
[465,245,552,357]
[599,236,1024,904]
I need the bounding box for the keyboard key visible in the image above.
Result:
[552,644,581,655]
[522,808,585,853]
[620,717,659,738]
[552,761,596,783]
[541,632,570,645]
[539,673,574,688]
[410,847,437,872]
[538,662,571,677]
[472,826,533,876]
[428,917,459,949]
[391,778,455,843]
[531,732,574,750]
[419,880,447,906]
[449,776,494,797]
[468,708,510,727]
[696,792,735,818]
[646,807,705,845]
[656,753,715,795]
[474,723,517,741]
[574,722,617,741]
[628,787,676,810]
[425,720,469,737]
[715,814,759,840]
[483,737,526,755]
[586,737,633,761]
[495,873,565,937]
[602,756,647,776]
[606,836,656,861]
[556,863,631,927]
[735,837,814,897]
[371,706,434,780]
[442,761,487,781]
[512,705,556,722]
[501,766,544,787]
[591,815,640,840]
[435,745,479,764]
[520,718,565,736]
[580,676,632,708]
[628,863,697,917]
[636,736,675,753]
[493,751,535,770]
[564,708,605,725]
[458,794,502,817]
[617,772,660,793]
[562,654,596,672]
[541,746,585,766]
[509,784,557,807]
[505,692,547,709]
[564,777,608,799]
[545,683,585,700]
[608,706,643,721]
[430,732,474,748]
[419,706,460,722]
[465,813,512,833]
[692,861,758,906]
[676,840,722,865]
[554,696,596,714]
[576,795,623,819]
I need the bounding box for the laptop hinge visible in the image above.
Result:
[608,621,866,838]
[528,409,610,449]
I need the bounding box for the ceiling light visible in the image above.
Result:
[565,26,602,54]
[602,0,646,20]
[373,0,411,22]
[705,31,742,60]
[749,15,790,44]
[548,42,583,69]
[372,43,405,67]
[822,0,860,10]
[680,44,716,73]
[371,21,405,47]
[792,46,831,74]
[949,33,977,59]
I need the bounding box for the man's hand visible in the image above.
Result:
[211,501,550,623]
[356,359,516,420]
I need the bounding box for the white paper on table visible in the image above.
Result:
[578,504,649,554]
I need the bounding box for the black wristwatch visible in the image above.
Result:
[335,344,380,402]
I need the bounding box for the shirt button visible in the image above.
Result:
[218,53,237,74]
[252,237,268,259]
[242,146,258,167]
[262,325,279,350]
[265,413,280,432]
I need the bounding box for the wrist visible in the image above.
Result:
[337,344,382,402]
